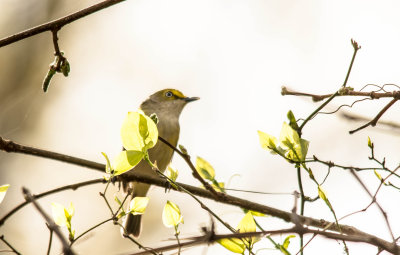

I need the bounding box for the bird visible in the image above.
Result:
[122,88,199,237]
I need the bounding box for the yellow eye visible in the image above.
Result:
[165,91,173,98]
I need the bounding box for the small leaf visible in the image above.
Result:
[166,165,179,182]
[247,210,266,217]
[374,170,382,181]
[195,156,215,181]
[257,130,278,153]
[287,110,299,130]
[51,202,68,226]
[211,181,225,193]
[282,234,295,249]
[368,136,373,149]
[60,58,70,77]
[113,150,144,175]
[318,185,333,210]
[162,200,183,228]
[101,152,112,174]
[0,184,10,204]
[43,68,56,92]
[217,238,245,254]
[129,197,149,215]
[121,111,158,152]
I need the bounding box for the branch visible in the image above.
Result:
[341,112,400,131]
[22,188,76,255]
[349,98,399,134]
[0,0,127,48]
[1,137,398,253]
[129,227,400,255]
[0,179,104,226]
[282,86,400,102]
[158,136,221,198]
[0,136,104,172]
[0,235,22,255]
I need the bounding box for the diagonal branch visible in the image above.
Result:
[349,98,399,134]
[22,188,76,255]
[0,0,127,48]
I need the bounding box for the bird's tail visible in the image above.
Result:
[122,213,142,237]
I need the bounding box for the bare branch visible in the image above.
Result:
[22,188,76,255]
[349,98,399,134]
[0,0,127,48]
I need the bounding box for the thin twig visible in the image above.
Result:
[342,39,361,88]
[158,136,221,198]
[22,187,76,255]
[341,112,400,131]
[349,98,399,134]
[349,169,395,242]
[46,223,54,255]
[0,0,127,48]
[0,179,104,226]
[0,235,22,255]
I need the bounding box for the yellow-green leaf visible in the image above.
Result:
[0,184,10,204]
[374,170,382,180]
[129,197,149,215]
[212,181,225,193]
[51,202,68,226]
[279,122,308,161]
[237,211,259,245]
[196,156,215,180]
[248,210,266,217]
[282,234,295,249]
[368,136,373,149]
[217,238,245,254]
[257,130,278,153]
[166,165,179,182]
[113,150,144,175]
[318,185,333,210]
[101,152,112,174]
[162,200,183,228]
[279,122,300,150]
[121,111,158,152]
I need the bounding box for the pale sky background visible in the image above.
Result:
[1,0,400,254]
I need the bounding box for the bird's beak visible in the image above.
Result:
[183,96,200,103]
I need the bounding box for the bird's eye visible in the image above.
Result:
[165,91,173,98]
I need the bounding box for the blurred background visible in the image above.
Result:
[1,0,400,254]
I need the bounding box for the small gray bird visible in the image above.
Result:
[122,88,199,237]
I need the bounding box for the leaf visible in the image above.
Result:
[42,68,56,92]
[287,110,299,130]
[247,210,266,217]
[279,122,308,162]
[101,152,112,174]
[0,184,10,204]
[121,111,158,152]
[195,156,215,180]
[51,202,68,226]
[282,234,295,249]
[374,170,382,181]
[237,211,259,245]
[162,200,183,228]
[129,197,149,215]
[318,185,333,210]
[166,165,179,182]
[217,238,245,254]
[368,136,373,149]
[257,130,278,153]
[113,150,144,175]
